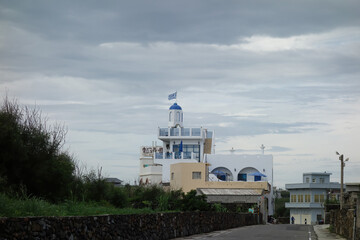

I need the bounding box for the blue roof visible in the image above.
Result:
[169,103,182,110]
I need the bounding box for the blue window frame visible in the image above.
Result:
[254,176,261,181]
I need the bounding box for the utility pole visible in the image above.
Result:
[336,151,349,210]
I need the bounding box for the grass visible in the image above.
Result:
[0,193,157,217]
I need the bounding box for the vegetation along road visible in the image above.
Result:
[177,224,316,240]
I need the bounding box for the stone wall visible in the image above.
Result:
[0,212,262,239]
[330,209,359,240]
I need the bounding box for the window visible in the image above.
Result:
[254,176,261,181]
[305,194,310,202]
[238,173,247,181]
[314,194,320,202]
[306,177,309,183]
[320,178,324,184]
[312,178,316,183]
[171,172,174,180]
[291,195,297,202]
[192,171,201,179]
[169,112,172,121]
[298,195,304,202]
[320,194,325,202]
[177,112,180,121]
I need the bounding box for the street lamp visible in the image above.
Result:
[336,151,349,210]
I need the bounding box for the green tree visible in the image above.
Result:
[0,97,75,201]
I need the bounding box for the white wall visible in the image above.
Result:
[205,154,273,184]
[205,154,274,215]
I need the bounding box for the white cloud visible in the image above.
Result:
[237,27,360,52]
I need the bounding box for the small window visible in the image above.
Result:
[169,112,172,121]
[298,195,303,202]
[192,171,201,179]
[320,194,325,202]
[320,178,324,184]
[314,194,320,202]
[305,194,310,202]
[312,178,316,183]
[306,177,309,183]
[177,112,180,121]
[238,173,247,181]
[171,172,174,180]
[291,195,297,202]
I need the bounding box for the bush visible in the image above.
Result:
[180,190,210,211]
[0,97,75,202]
[212,203,228,212]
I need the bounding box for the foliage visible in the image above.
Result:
[212,203,228,212]
[180,190,210,211]
[274,197,290,218]
[280,190,290,198]
[0,193,155,217]
[0,97,75,202]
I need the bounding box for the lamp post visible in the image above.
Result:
[336,151,349,210]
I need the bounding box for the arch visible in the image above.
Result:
[238,167,260,182]
[211,167,233,181]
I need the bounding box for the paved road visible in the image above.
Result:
[175,224,316,240]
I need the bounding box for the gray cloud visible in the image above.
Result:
[1,0,359,44]
[1,0,359,187]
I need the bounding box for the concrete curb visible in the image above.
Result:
[313,224,347,240]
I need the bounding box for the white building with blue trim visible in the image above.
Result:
[139,101,274,214]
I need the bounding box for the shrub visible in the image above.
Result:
[0,97,75,202]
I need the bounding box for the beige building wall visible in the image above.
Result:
[170,162,269,193]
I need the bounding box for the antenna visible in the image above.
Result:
[260,144,265,155]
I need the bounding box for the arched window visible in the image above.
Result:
[211,167,233,181]
[169,112,172,121]
[177,112,180,121]
[238,167,260,182]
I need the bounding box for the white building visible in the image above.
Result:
[139,101,274,214]
[285,172,341,224]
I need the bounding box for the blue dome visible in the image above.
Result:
[169,103,182,110]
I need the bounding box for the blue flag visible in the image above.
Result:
[168,92,177,100]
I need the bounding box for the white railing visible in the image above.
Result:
[158,127,202,137]
[154,152,195,160]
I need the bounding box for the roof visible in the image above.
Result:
[169,103,182,110]
[285,182,341,190]
[303,172,332,176]
[197,188,263,196]
[105,178,123,184]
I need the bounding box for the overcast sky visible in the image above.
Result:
[1,0,359,188]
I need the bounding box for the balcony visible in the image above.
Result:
[285,182,341,190]
[158,127,203,139]
[154,152,197,160]
[285,202,324,209]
